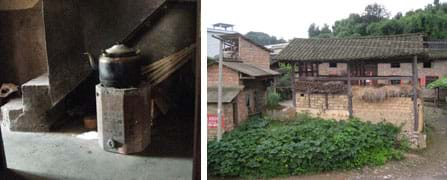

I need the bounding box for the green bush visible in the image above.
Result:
[266,92,281,110]
[208,116,408,178]
[427,77,447,89]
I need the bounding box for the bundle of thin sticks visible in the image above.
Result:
[141,44,195,86]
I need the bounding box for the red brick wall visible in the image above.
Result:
[207,103,234,139]
[318,60,447,98]
[207,64,240,87]
[238,37,270,69]
[378,61,447,97]
[235,91,248,125]
[207,92,249,139]
[319,63,347,76]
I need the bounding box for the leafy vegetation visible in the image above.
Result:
[208,115,408,178]
[427,77,447,89]
[276,63,292,100]
[245,31,287,45]
[309,1,447,39]
[266,91,281,110]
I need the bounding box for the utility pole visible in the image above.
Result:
[212,35,224,141]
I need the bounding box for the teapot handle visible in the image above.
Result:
[83,52,98,71]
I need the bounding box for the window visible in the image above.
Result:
[390,80,401,85]
[423,61,432,68]
[390,63,400,68]
[426,76,438,87]
[329,62,337,68]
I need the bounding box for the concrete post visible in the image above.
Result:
[217,40,224,141]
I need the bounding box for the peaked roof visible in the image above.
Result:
[222,61,280,77]
[274,33,427,62]
[220,33,272,52]
[207,86,243,103]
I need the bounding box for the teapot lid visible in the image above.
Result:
[104,43,139,57]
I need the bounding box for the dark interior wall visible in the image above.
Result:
[43,0,91,103]
[136,3,197,113]
[0,0,47,85]
[135,3,197,64]
[77,0,196,112]
[78,0,164,56]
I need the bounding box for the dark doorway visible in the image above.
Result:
[233,102,238,127]
[0,127,6,172]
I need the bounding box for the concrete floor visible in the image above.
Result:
[1,117,194,180]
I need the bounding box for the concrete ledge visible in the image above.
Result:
[1,98,23,129]
[11,74,51,132]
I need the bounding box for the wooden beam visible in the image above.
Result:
[298,76,413,81]
[291,63,297,107]
[309,63,314,76]
[412,55,419,131]
[316,63,320,77]
[193,3,201,177]
[347,63,353,118]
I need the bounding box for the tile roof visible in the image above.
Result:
[274,33,427,62]
[428,50,447,59]
[207,86,243,103]
[222,62,280,77]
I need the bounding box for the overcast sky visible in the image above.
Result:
[204,0,446,40]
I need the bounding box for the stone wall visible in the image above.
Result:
[0,0,48,85]
[238,37,270,69]
[296,86,424,134]
[207,65,240,87]
[43,0,91,104]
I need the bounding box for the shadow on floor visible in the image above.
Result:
[52,111,194,158]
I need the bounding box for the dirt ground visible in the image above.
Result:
[278,102,447,180]
[211,102,447,180]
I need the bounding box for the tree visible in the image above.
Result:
[308,23,321,38]
[363,3,390,23]
[320,24,332,34]
[245,31,287,45]
[394,12,403,20]
[434,0,440,7]
[310,1,447,39]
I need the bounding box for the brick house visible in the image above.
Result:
[310,34,447,98]
[207,33,279,138]
[273,33,432,148]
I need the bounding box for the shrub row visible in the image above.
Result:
[208,116,408,178]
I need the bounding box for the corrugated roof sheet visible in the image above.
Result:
[274,33,427,62]
[207,86,243,103]
[222,62,280,77]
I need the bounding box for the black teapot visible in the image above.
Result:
[85,43,142,88]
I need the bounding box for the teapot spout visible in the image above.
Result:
[83,52,98,70]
